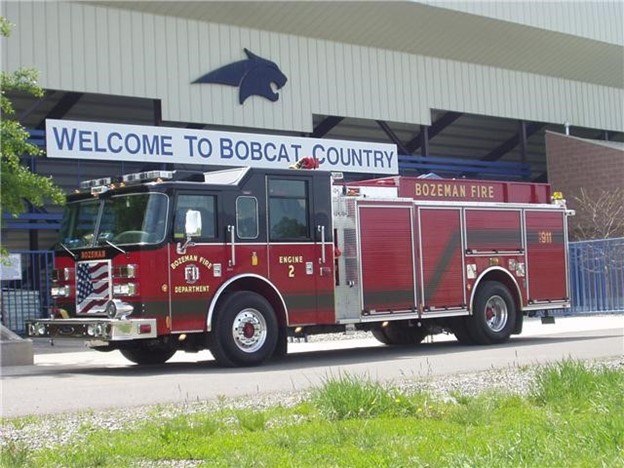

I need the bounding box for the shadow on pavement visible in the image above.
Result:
[7,329,620,379]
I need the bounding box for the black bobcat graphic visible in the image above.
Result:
[193,49,288,104]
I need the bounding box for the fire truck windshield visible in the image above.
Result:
[59,193,169,248]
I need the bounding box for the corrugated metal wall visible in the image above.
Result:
[2,1,623,133]
[433,1,623,46]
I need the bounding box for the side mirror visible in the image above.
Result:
[177,209,201,255]
[185,210,202,238]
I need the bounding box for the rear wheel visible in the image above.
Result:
[466,281,516,345]
[371,322,429,345]
[120,343,176,365]
[451,317,476,345]
[210,291,278,367]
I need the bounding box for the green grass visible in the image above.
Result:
[1,360,622,467]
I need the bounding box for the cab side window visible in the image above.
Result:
[236,196,258,239]
[174,194,216,239]
[268,179,309,241]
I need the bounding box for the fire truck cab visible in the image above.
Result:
[27,167,571,367]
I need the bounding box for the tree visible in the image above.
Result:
[570,187,624,241]
[1,17,65,255]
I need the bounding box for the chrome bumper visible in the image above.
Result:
[26,318,157,341]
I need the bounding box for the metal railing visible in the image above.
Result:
[0,250,55,334]
[566,237,624,314]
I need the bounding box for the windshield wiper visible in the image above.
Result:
[105,240,126,255]
[59,243,77,260]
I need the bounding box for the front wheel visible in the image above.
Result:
[210,292,278,367]
[466,281,516,345]
[120,344,176,365]
[371,322,429,345]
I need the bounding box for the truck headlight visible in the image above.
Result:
[115,264,137,279]
[34,322,47,336]
[95,323,106,337]
[87,323,108,337]
[105,299,134,319]
[51,285,71,297]
[113,283,136,296]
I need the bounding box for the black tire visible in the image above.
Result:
[210,291,278,367]
[371,327,392,345]
[450,317,476,345]
[120,344,176,365]
[466,281,516,345]
[371,323,428,345]
[91,346,115,352]
[272,326,289,360]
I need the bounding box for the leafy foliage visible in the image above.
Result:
[0,17,65,239]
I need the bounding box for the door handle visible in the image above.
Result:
[317,225,326,264]
[227,225,236,267]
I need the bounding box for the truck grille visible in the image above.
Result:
[76,260,111,314]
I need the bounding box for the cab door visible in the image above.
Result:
[266,174,334,325]
[168,191,221,333]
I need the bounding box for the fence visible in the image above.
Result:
[0,250,55,335]
[566,237,624,314]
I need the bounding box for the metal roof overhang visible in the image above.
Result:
[87,0,623,89]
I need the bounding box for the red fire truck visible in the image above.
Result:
[27,166,572,366]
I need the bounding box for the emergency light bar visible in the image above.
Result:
[122,170,174,184]
[78,170,174,195]
[79,177,113,190]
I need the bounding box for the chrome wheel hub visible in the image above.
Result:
[232,308,267,353]
[484,295,508,332]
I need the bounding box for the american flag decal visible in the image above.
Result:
[76,261,111,314]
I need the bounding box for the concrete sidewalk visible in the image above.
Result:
[0,325,34,366]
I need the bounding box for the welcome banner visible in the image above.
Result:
[46,119,398,175]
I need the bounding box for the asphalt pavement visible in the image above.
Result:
[1,315,622,417]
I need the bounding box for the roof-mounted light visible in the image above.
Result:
[122,170,174,184]
[79,177,112,190]
[551,191,567,208]
[91,185,109,196]
[289,156,319,170]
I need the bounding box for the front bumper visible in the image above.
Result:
[26,318,157,341]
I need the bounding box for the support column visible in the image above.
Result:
[376,120,410,155]
[420,125,430,157]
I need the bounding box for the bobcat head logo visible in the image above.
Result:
[193,49,288,104]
